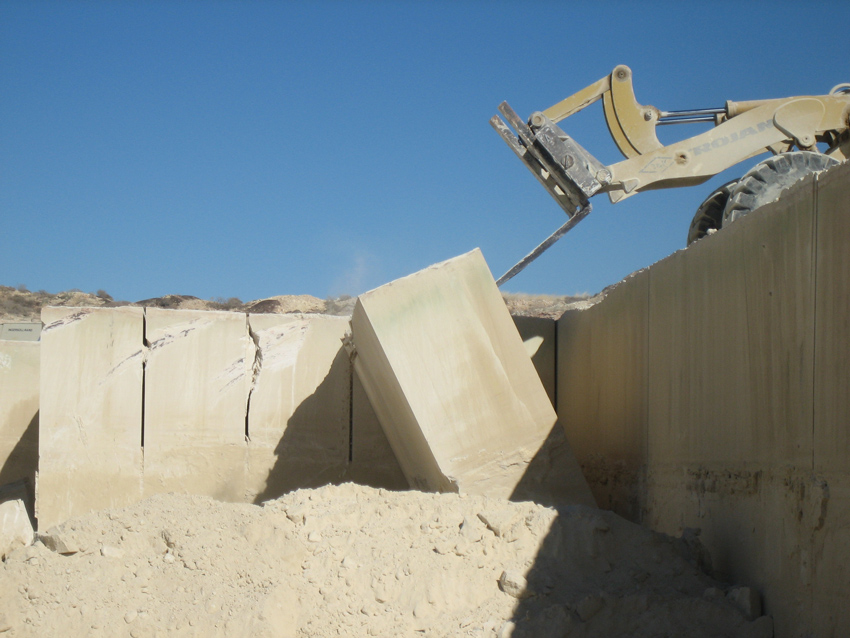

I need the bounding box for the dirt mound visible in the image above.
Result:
[244,295,326,315]
[501,293,596,319]
[134,295,207,310]
[0,484,771,638]
[0,287,114,323]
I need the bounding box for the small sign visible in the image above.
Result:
[0,323,42,341]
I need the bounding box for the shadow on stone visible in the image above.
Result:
[0,410,38,524]
[252,348,350,503]
[510,422,597,509]
[500,503,751,637]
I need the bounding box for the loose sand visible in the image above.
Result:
[1,484,772,637]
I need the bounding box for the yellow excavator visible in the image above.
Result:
[491,65,850,285]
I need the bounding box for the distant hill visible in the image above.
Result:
[0,285,591,323]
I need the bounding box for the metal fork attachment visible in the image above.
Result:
[490,101,607,217]
[490,101,606,286]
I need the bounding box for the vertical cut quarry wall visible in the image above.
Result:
[557,161,850,638]
[34,308,358,530]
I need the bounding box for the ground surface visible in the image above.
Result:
[0,484,773,638]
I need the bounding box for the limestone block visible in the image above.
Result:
[245,313,351,502]
[647,179,815,468]
[813,161,850,473]
[350,248,594,505]
[512,316,556,406]
[0,498,33,560]
[345,370,408,490]
[557,270,649,522]
[0,340,39,494]
[143,308,252,501]
[643,173,820,638]
[38,307,144,530]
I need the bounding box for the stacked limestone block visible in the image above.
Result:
[245,314,351,501]
[143,309,253,502]
[38,307,144,530]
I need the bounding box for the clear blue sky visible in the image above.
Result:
[3,1,848,302]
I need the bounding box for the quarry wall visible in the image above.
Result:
[1,306,557,530]
[558,161,850,638]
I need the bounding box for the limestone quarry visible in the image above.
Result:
[0,257,773,638]
[1,162,849,637]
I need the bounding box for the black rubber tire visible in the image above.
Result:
[687,180,738,246]
[722,151,840,226]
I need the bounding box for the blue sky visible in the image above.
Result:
[2,1,848,302]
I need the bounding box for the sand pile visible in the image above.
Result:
[0,484,772,637]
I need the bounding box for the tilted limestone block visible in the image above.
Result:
[245,313,351,502]
[349,249,594,505]
[144,308,252,502]
[38,307,144,530]
[0,340,39,495]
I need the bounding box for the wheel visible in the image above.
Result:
[687,180,738,246]
[722,151,840,226]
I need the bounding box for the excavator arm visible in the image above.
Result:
[493,65,850,209]
[490,66,850,284]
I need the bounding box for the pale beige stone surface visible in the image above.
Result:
[512,315,556,407]
[0,498,33,560]
[143,308,252,502]
[648,182,815,469]
[814,161,850,473]
[557,270,649,521]
[647,178,817,637]
[811,161,850,637]
[350,249,594,506]
[0,341,39,493]
[555,163,850,638]
[245,313,350,501]
[37,307,144,530]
